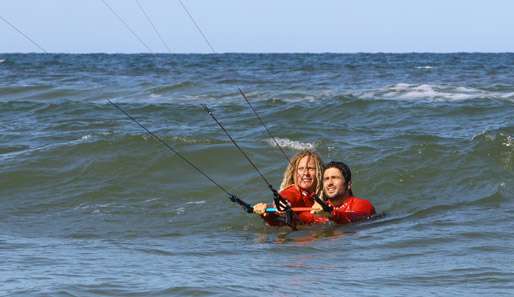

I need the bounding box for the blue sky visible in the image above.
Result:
[1,0,514,53]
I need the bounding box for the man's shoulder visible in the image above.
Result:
[349,196,376,214]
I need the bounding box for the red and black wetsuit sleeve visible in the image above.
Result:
[259,186,302,226]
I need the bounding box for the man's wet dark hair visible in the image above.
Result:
[323,161,353,196]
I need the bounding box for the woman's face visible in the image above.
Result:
[295,155,317,192]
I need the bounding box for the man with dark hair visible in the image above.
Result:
[311,161,376,224]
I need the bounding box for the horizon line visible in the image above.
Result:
[1,51,514,55]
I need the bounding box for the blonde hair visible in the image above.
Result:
[279,150,324,195]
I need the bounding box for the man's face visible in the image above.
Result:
[323,167,347,199]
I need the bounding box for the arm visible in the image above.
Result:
[253,202,289,227]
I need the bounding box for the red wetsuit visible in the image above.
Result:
[324,196,376,224]
[261,188,375,226]
[261,185,326,226]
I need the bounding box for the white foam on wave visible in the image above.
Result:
[185,200,206,205]
[415,66,433,69]
[3,132,109,164]
[172,136,215,145]
[0,59,5,64]
[267,137,314,151]
[74,203,114,215]
[360,83,514,102]
[502,135,513,148]
[499,92,514,99]
[0,133,98,162]
[472,131,514,150]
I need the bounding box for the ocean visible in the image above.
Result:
[1,53,513,296]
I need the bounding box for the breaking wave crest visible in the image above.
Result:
[358,83,514,102]
[267,137,315,150]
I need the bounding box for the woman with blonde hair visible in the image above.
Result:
[253,149,326,225]
[279,150,324,195]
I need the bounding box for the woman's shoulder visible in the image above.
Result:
[280,184,298,193]
[279,184,300,198]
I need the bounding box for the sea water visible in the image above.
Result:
[1,53,513,296]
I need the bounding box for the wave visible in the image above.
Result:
[0,133,97,162]
[0,144,30,155]
[472,127,514,147]
[148,81,197,95]
[101,96,189,105]
[357,83,514,102]
[267,137,315,150]
[471,130,514,170]
[0,130,222,163]
[0,85,52,96]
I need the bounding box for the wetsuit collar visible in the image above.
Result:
[328,194,351,208]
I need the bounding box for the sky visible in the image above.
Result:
[1,0,514,53]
